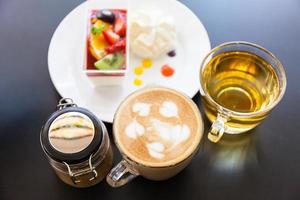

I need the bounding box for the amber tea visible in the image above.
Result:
[200,42,286,143]
[202,51,280,112]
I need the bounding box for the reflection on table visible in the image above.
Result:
[204,130,260,173]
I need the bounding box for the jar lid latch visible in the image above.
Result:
[63,154,98,185]
[57,98,77,110]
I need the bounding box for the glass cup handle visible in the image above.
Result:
[208,114,227,143]
[106,160,139,187]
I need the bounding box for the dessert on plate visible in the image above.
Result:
[129,8,178,86]
[84,9,128,85]
[129,9,177,59]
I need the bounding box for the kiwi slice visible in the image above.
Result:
[94,52,124,70]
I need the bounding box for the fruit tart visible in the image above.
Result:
[84,9,127,85]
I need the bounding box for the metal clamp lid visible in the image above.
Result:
[63,154,98,184]
[40,98,103,164]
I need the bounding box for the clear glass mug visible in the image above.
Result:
[199,41,287,143]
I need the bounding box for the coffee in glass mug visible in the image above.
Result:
[107,87,204,187]
[199,42,287,143]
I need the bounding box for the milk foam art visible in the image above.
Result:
[125,100,191,159]
[132,102,151,116]
[159,101,178,118]
[125,120,145,139]
[146,142,165,159]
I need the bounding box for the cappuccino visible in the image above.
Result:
[114,87,203,167]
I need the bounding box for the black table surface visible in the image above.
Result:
[1,0,300,199]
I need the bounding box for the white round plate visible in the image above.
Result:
[48,0,211,123]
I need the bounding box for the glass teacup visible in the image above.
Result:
[199,41,287,143]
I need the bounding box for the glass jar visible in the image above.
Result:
[40,98,113,188]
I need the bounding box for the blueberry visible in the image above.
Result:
[96,9,115,24]
[167,50,176,57]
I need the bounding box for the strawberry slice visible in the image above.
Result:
[114,17,126,37]
[102,29,120,44]
[105,38,126,53]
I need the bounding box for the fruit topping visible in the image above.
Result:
[167,50,176,57]
[161,64,175,77]
[87,9,127,72]
[103,29,120,44]
[91,17,97,24]
[94,52,124,70]
[91,24,105,35]
[114,16,126,37]
[105,38,126,53]
[89,20,111,60]
[96,9,115,24]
